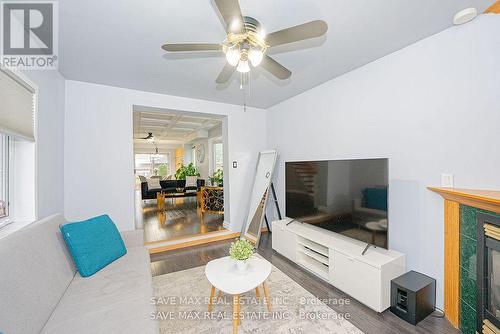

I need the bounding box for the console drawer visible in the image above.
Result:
[329,249,381,311]
[272,222,297,262]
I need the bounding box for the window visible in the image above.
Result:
[0,134,9,218]
[0,69,36,227]
[134,153,169,178]
[213,142,223,172]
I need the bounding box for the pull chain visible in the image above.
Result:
[243,79,247,112]
[240,72,250,112]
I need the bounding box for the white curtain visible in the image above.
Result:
[0,69,35,141]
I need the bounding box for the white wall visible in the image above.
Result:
[22,70,66,219]
[64,81,267,231]
[267,15,500,307]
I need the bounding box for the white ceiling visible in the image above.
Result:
[59,0,491,108]
[133,110,222,146]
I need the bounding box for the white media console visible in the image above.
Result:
[272,218,406,312]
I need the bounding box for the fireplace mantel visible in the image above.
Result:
[429,187,500,214]
[429,187,500,330]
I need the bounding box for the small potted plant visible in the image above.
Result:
[175,163,200,180]
[175,163,200,190]
[209,168,223,187]
[229,238,255,272]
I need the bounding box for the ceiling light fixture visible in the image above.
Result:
[223,16,268,74]
[453,7,478,25]
[162,0,328,83]
[151,146,161,159]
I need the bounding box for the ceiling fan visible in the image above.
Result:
[142,132,155,142]
[161,0,328,84]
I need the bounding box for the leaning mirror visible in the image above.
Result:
[241,150,278,247]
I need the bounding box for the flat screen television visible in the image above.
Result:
[285,158,388,249]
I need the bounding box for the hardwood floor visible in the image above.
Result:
[150,233,461,334]
[137,193,225,243]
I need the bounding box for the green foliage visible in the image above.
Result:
[209,168,224,185]
[229,239,255,261]
[157,163,168,177]
[175,163,200,180]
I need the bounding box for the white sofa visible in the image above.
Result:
[0,214,159,334]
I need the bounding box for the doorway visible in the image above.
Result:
[133,107,231,247]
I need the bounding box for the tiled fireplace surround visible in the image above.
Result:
[459,206,500,333]
[430,188,500,334]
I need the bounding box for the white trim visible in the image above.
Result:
[0,217,12,229]
[0,134,9,219]
[0,220,33,240]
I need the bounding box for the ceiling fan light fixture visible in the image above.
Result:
[248,48,263,67]
[225,47,240,66]
[453,7,477,25]
[162,0,329,83]
[236,60,250,73]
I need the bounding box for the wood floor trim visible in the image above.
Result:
[148,227,270,253]
[145,228,230,245]
[148,231,240,253]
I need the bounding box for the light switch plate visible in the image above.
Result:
[441,173,454,187]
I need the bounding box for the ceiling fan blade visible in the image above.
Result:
[215,63,236,84]
[260,56,291,80]
[214,0,245,33]
[161,43,222,52]
[266,20,328,47]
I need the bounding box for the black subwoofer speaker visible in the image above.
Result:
[390,270,436,325]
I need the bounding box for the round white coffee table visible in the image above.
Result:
[205,256,272,334]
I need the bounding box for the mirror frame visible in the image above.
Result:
[240,149,278,247]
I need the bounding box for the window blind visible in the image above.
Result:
[0,69,35,141]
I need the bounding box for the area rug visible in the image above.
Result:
[152,259,364,334]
